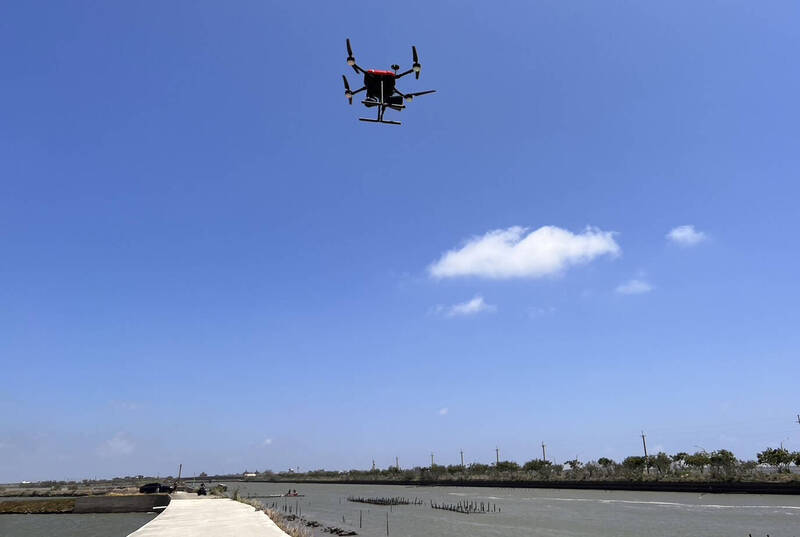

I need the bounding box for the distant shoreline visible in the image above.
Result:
[240,478,800,495]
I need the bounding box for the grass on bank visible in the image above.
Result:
[230,488,311,537]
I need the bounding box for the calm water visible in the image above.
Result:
[234,481,800,537]
[2,483,798,536]
[0,512,156,537]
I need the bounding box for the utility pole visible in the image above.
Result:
[372,459,376,471]
[541,442,547,462]
[460,449,464,467]
[396,456,399,471]
[641,431,649,475]
[495,447,500,465]
[431,453,435,467]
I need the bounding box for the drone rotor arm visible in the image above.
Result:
[343,75,366,105]
[346,38,364,74]
[395,68,415,79]
[401,89,436,103]
[411,45,421,79]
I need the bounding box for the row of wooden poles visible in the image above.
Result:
[346,496,424,506]
[430,499,500,514]
[266,499,302,517]
[346,495,500,515]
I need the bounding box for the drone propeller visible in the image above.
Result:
[346,38,358,74]
[342,75,353,104]
[412,45,421,79]
[403,89,436,102]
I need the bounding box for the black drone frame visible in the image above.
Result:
[342,39,435,125]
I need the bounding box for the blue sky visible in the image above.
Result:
[1,1,799,482]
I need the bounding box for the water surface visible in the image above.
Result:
[0,512,156,537]
[234,481,800,537]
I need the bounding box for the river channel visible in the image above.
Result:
[1,483,798,536]
[235,481,800,537]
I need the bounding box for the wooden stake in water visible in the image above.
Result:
[386,512,389,536]
[359,510,362,528]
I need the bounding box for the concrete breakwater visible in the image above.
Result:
[127,493,289,536]
[0,494,170,514]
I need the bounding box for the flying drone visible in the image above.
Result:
[342,38,436,125]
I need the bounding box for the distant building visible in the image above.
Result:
[243,472,257,478]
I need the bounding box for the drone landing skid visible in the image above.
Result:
[359,117,401,125]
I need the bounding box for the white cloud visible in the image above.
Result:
[429,226,620,279]
[666,225,707,246]
[97,433,134,457]
[262,438,273,447]
[437,296,496,318]
[615,279,653,295]
[438,408,449,416]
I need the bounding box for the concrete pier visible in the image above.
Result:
[128,492,289,537]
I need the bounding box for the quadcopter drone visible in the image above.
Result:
[342,38,436,125]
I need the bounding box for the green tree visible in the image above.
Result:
[621,456,646,478]
[757,447,793,472]
[564,458,582,470]
[708,450,738,479]
[467,463,491,474]
[710,450,737,468]
[495,460,520,472]
[672,452,688,464]
[522,459,552,473]
[651,452,672,475]
[597,457,615,468]
[427,464,447,477]
[685,452,711,474]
